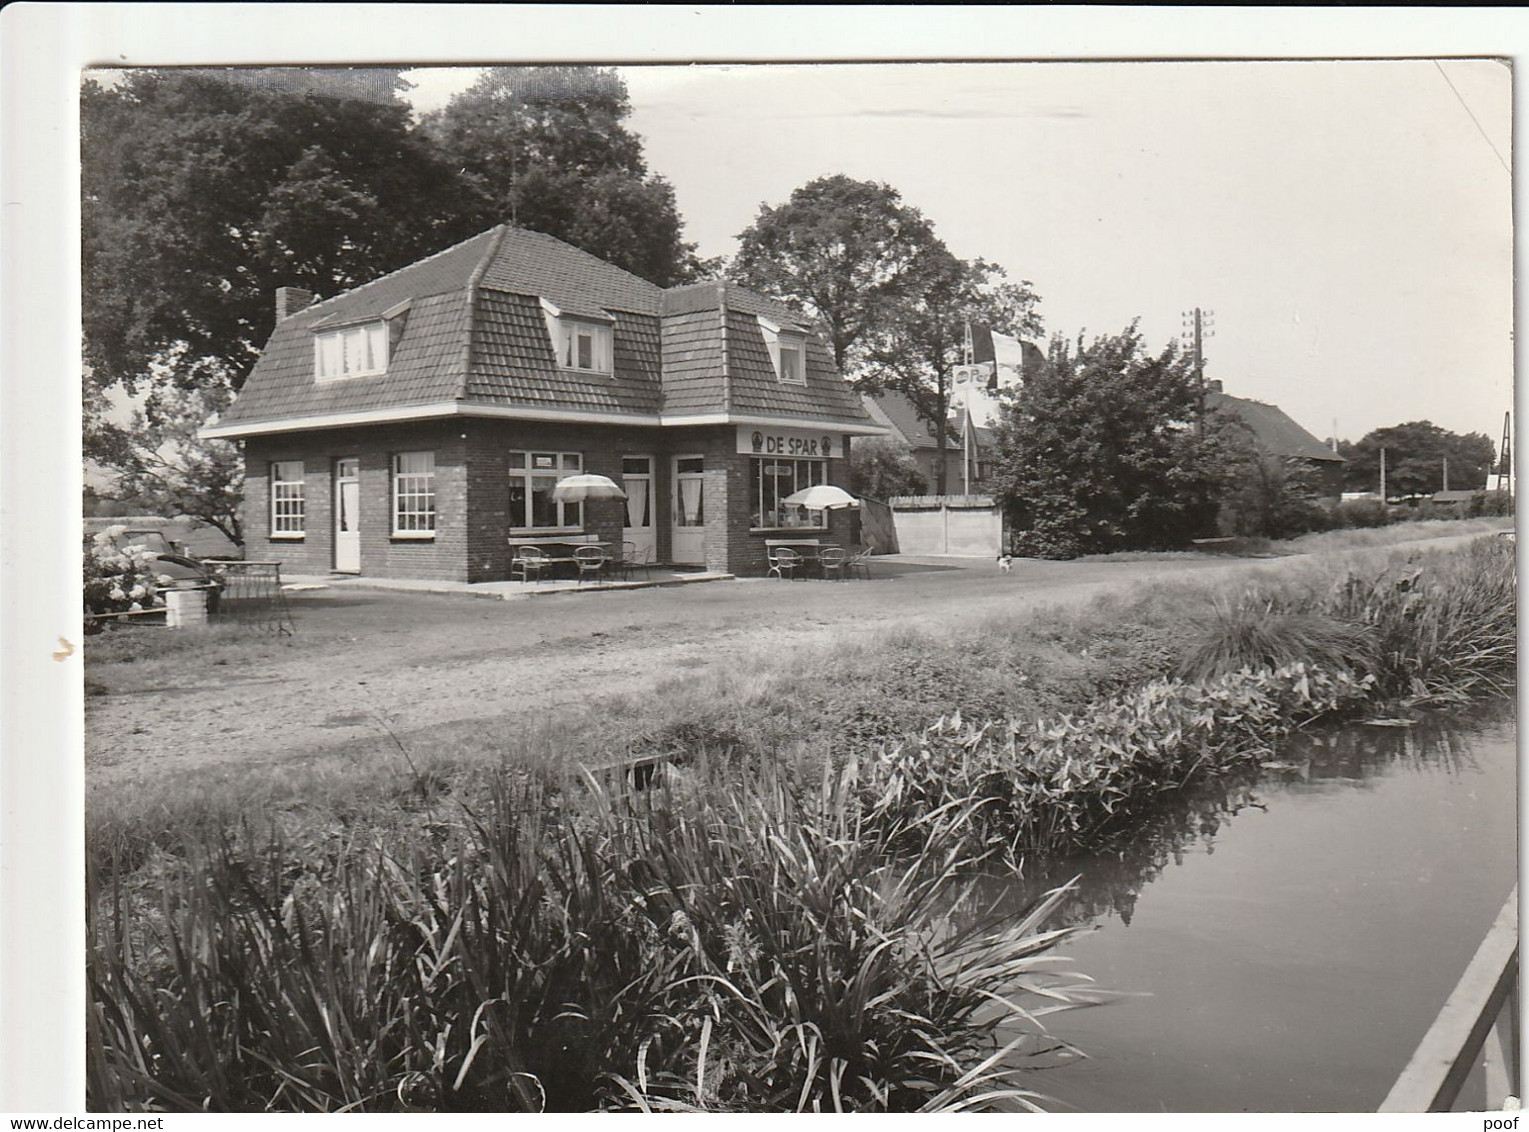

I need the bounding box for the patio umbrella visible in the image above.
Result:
[552,474,627,502]
[782,484,860,509]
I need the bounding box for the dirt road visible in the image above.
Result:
[84,537,1491,788]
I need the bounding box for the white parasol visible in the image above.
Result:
[781,484,860,509]
[551,474,628,503]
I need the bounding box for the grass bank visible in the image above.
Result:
[87,536,1516,1111]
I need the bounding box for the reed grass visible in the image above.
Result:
[87,765,1097,1112]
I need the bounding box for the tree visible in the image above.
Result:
[1337,421,1497,497]
[733,175,1041,493]
[421,67,705,287]
[1213,415,1331,539]
[846,435,928,500]
[989,323,1232,558]
[83,70,480,407]
[85,382,245,547]
[732,175,949,375]
[862,254,1041,494]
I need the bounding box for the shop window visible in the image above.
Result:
[314,321,388,381]
[270,461,305,537]
[749,456,826,529]
[508,450,584,530]
[392,451,436,537]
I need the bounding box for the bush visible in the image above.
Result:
[1329,498,1393,530]
[83,526,168,630]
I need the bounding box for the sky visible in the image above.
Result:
[407,60,1512,450]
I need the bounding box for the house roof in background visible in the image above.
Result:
[214,225,873,433]
[1208,390,1345,463]
[863,392,962,451]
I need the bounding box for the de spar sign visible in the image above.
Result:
[736,426,842,458]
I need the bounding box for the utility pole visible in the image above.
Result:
[1496,411,1512,494]
[1180,307,1214,437]
[1379,447,1387,502]
[1442,456,1450,493]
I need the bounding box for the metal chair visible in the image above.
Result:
[818,545,847,581]
[767,546,802,580]
[618,541,650,582]
[574,545,610,585]
[510,546,548,584]
[844,544,874,581]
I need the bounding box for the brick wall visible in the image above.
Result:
[244,420,860,581]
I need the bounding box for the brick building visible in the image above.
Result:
[204,225,883,581]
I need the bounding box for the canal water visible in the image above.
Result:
[1003,700,1518,1113]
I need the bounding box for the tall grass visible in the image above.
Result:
[88,766,1096,1113]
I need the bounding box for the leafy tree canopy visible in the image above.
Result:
[1337,421,1497,496]
[85,381,244,546]
[989,323,1232,557]
[83,69,480,408]
[846,435,929,501]
[734,175,1041,493]
[421,67,708,287]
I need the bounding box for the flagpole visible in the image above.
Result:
[962,323,974,495]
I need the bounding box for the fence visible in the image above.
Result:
[206,561,296,636]
[885,494,1003,557]
[1380,886,1519,1112]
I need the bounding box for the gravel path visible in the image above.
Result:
[84,536,1492,789]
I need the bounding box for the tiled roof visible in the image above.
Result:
[724,309,867,424]
[864,392,961,451]
[481,228,661,315]
[659,309,727,416]
[217,225,872,431]
[466,291,663,415]
[1208,390,1344,463]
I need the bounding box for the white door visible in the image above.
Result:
[621,455,657,564]
[671,455,706,565]
[334,457,360,573]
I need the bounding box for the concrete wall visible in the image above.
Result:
[888,496,1002,557]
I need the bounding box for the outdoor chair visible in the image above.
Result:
[844,544,874,581]
[818,545,847,581]
[510,546,548,584]
[617,541,651,582]
[767,547,803,581]
[574,545,610,585]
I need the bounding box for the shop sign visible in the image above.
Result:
[737,425,838,458]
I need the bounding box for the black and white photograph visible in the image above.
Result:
[2,6,1519,1119]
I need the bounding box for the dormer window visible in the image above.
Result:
[541,298,613,374]
[758,317,808,386]
[314,321,388,381]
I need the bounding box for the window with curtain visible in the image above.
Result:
[675,456,704,526]
[314,321,388,380]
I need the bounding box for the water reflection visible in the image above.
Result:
[977,696,1516,1113]
[992,699,1510,933]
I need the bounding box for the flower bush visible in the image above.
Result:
[84,526,168,629]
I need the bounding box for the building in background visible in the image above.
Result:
[1207,383,1346,499]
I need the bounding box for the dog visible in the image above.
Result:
[997,554,1013,574]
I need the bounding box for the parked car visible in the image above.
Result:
[107,528,223,610]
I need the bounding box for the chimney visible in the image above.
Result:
[275,286,318,320]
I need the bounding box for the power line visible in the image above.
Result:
[1434,60,1510,176]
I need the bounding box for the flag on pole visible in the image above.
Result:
[971,325,1026,391]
